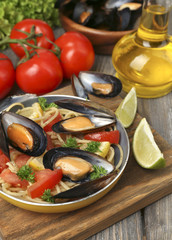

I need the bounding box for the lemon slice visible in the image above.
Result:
[115,87,137,128]
[17,102,43,120]
[29,157,45,171]
[95,141,111,158]
[133,118,165,169]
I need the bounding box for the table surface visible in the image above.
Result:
[1,16,172,240]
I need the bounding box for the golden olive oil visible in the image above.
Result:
[112,5,172,98]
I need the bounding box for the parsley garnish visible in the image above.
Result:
[90,165,108,180]
[41,189,55,203]
[62,137,79,148]
[85,141,101,153]
[17,165,35,183]
[38,97,58,111]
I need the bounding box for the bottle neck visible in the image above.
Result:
[136,1,170,42]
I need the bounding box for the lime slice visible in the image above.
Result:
[95,141,111,158]
[115,87,137,128]
[133,118,165,169]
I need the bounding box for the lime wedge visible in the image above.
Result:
[133,118,165,169]
[115,87,137,128]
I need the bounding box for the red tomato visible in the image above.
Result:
[46,133,55,151]
[27,169,63,198]
[84,130,120,144]
[43,112,62,132]
[0,53,15,99]
[52,32,95,79]
[10,19,55,57]
[0,152,10,173]
[16,49,63,95]
[14,154,30,169]
[0,169,28,188]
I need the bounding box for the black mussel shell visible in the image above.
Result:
[52,114,116,134]
[71,74,89,100]
[43,147,115,183]
[73,71,122,99]
[72,2,93,25]
[0,116,10,158]
[119,7,131,30]
[53,172,117,199]
[54,98,116,118]
[105,0,133,9]
[1,112,47,156]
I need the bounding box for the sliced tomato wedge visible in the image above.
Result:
[0,151,10,173]
[43,112,62,132]
[27,168,63,198]
[0,169,29,188]
[14,154,30,169]
[84,130,120,144]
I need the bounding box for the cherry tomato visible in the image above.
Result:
[0,53,15,99]
[27,169,63,198]
[10,19,55,57]
[52,31,95,79]
[0,169,29,188]
[84,130,120,144]
[0,152,10,173]
[16,49,63,95]
[43,112,62,132]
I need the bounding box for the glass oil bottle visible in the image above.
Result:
[112,0,172,98]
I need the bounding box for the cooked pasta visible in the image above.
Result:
[0,100,123,203]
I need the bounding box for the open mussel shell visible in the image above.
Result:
[72,71,122,99]
[52,114,116,134]
[43,147,115,183]
[1,112,47,156]
[0,117,10,158]
[55,98,116,118]
[53,172,117,199]
[71,74,89,99]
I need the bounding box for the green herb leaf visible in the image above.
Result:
[38,97,58,111]
[63,137,79,148]
[41,189,55,203]
[85,141,101,153]
[17,165,35,183]
[89,165,108,180]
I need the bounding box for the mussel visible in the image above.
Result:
[71,71,122,99]
[44,147,114,181]
[52,98,116,134]
[0,112,47,157]
[59,0,143,31]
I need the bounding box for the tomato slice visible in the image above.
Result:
[27,168,63,198]
[0,169,28,188]
[14,154,30,169]
[0,152,10,173]
[43,112,62,132]
[84,130,120,144]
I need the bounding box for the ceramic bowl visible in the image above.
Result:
[0,94,130,213]
[60,13,135,55]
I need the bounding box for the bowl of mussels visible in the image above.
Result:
[58,0,143,54]
[0,94,130,213]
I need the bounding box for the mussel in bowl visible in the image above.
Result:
[0,112,47,157]
[71,71,122,99]
[43,147,116,199]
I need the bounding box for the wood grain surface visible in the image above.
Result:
[0,85,172,240]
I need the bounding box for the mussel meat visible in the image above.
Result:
[71,71,122,99]
[0,112,47,157]
[43,147,115,182]
[52,114,116,134]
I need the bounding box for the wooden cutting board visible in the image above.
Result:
[1,85,172,240]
